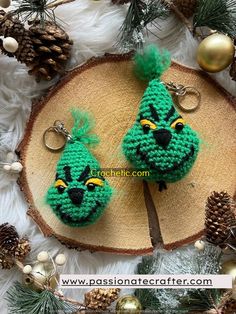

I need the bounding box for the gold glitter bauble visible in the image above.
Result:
[197,33,235,73]
[221,260,236,280]
[116,295,142,314]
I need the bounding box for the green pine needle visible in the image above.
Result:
[179,289,223,312]
[193,0,236,37]
[11,0,58,25]
[118,0,169,50]
[135,289,161,311]
[5,282,78,314]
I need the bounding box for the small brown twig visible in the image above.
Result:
[165,0,194,33]
[164,0,203,40]
[47,0,75,9]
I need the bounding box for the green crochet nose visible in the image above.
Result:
[68,188,84,205]
[153,129,172,148]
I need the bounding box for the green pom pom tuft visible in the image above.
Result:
[134,45,171,81]
[71,108,99,146]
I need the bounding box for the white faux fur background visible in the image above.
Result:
[0,1,235,313]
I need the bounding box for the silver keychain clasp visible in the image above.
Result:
[164,81,201,112]
[43,120,72,152]
[165,82,187,96]
[52,120,72,141]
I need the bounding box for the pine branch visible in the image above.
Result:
[118,0,169,50]
[135,288,161,311]
[137,254,159,275]
[193,0,236,37]
[179,289,223,313]
[5,282,79,314]
[144,0,169,26]
[15,260,86,310]
[11,0,75,24]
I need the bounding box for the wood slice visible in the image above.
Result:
[18,54,236,254]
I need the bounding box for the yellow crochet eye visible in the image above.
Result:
[55,179,67,194]
[85,178,104,191]
[171,118,186,131]
[140,119,157,132]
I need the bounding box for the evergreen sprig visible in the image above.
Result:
[6,282,78,314]
[179,289,223,312]
[12,0,62,24]
[135,245,222,313]
[118,0,169,50]
[135,288,161,311]
[193,0,236,37]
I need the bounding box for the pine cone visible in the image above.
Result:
[0,223,17,269]
[84,288,120,310]
[0,10,36,65]
[221,298,236,314]
[28,21,73,82]
[173,0,198,18]
[0,223,19,255]
[205,191,236,247]
[15,237,31,261]
[0,223,30,269]
[0,253,15,270]
[230,57,236,81]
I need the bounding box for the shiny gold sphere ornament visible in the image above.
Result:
[116,295,142,314]
[197,33,235,73]
[221,260,236,280]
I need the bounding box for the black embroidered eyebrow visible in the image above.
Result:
[165,106,175,122]
[63,166,72,182]
[55,173,59,180]
[149,104,160,122]
[77,165,90,182]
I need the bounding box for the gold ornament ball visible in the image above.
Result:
[221,260,236,280]
[197,33,235,73]
[116,295,142,314]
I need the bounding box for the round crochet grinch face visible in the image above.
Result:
[47,143,112,227]
[122,80,199,183]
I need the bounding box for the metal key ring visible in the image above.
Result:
[175,86,201,112]
[43,126,67,152]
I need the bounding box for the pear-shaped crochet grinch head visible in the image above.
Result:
[47,110,112,227]
[122,45,199,185]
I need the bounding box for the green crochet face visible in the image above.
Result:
[47,161,112,227]
[122,80,199,183]
[46,110,112,227]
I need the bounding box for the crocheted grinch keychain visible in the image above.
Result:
[45,109,112,227]
[122,45,200,191]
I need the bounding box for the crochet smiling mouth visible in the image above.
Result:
[56,201,101,224]
[136,144,195,174]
